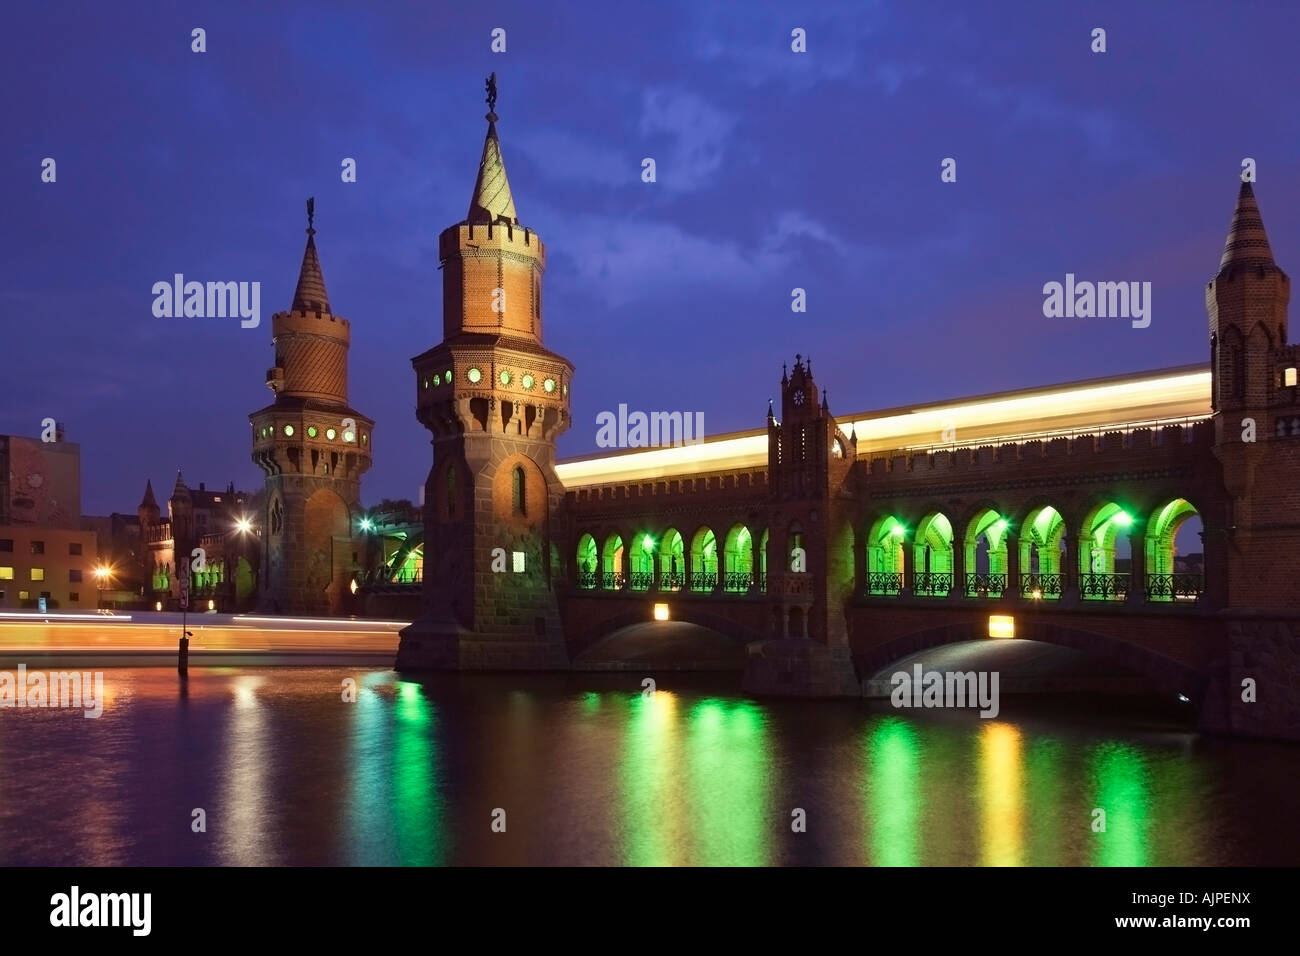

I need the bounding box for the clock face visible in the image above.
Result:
[793,389,806,406]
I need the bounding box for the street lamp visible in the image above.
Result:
[230,515,254,612]
[94,565,112,610]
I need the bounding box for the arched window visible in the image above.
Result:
[512,466,526,516]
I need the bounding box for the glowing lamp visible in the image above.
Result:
[155,601,162,612]
[653,603,670,621]
[1114,512,1133,527]
[360,518,374,532]
[235,516,253,534]
[890,525,905,538]
[988,614,1015,639]
[208,599,215,611]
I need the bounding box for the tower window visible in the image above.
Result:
[271,499,284,535]
[1286,367,1297,387]
[512,466,526,516]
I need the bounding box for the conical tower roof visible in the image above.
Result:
[139,479,157,509]
[172,470,188,499]
[467,77,518,224]
[1218,180,1278,277]
[291,198,331,312]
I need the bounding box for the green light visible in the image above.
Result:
[522,374,534,389]
[500,370,511,385]
[543,378,556,393]
[283,424,294,436]
[467,367,482,384]
[890,525,905,538]
[307,426,318,438]
[360,518,373,532]
[642,534,655,552]
[1115,512,1132,527]
[444,369,451,382]
[431,373,440,387]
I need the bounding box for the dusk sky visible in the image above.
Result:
[4,1,1300,516]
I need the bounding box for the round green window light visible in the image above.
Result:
[444,369,451,382]
[499,370,511,386]
[467,367,482,384]
[543,378,555,393]
[307,426,318,438]
[521,374,534,389]
[326,428,337,440]
[283,424,294,437]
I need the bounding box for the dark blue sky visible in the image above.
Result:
[4,1,1299,515]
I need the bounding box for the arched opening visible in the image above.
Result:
[601,533,625,590]
[658,528,684,590]
[576,534,598,589]
[964,508,1009,597]
[758,529,769,592]
[723,524,753,592]
[629,531,655,591]
[1145,498,1203,602]
[912,512,953,597]
[866,515,906,595]
[689,527,718,592]
[1079,501,1134,601]
[1019,505,1066,600]
[511,465,526,516]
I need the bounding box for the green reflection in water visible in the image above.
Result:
[618,690,683,866]
[394,681,444,866]
[1024,736,1065,866]
[685,699,770,866]
[865,716,920,866]
[1092,738,1154,868]
[581,691,601,714]
[1091,741,1149,866]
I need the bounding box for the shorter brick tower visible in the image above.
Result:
[743,355,859,695]
[250,200,373,615]
[397,77,573,669]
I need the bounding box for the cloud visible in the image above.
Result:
[638,88,737,193]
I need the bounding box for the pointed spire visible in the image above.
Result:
[821,389,829,411]
[767,398,775,424]
[292,197,331,313]
[140,479,157,509]
[1218,180,1277,277]
[172,470,188,498]
[468,73,518,224]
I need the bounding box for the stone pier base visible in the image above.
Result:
[741,638,860,697]
[396,612,568,671]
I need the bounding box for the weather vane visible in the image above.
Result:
[307,196,315,232]
[485,72,498,115]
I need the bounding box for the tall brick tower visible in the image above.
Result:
[397,76,573,669]
[1207,180,1300,608]
[744,355,859,695]
[250,200,374,615]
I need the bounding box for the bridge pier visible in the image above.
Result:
[741,636,860,698]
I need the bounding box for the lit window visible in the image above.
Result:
[543,378,555,393]
[431,373,441,387]
[283,424,294,437]
[467,367,482,384]
[500,370,512,386]
[563,384,568,395]
[31,568,45,582]
[1286,367,1298,387]
[19,591,29,601]
[361,433,368,444]
[444,369,451,382]
[307,426,318,438]
[521,374,534,389]
[0,567,13,580]
[423,378,431,389]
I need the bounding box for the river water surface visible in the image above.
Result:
[1,666,1297,866]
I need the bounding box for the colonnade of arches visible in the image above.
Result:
[865,498,1203,603]
[574,524,770,594]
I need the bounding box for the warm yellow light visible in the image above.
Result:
[155,601,162,612]
[207,599,215,611]
[235,516,253,534]
[93,566,111,581]
[653,603,670,621]
[989,614,1015,638]
[349,579,359,595]
[1030,588,1042,600]
[1286,367,1297,387]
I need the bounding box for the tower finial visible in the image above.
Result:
[306,196,315,235]
[485,72,498,121]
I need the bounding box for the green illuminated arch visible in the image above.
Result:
[912,512,953,597]
[866,515,906,594]
[629,531,655,591]
[657,528,685,590]
[576,533,598,589]
[1144,498,1200,602]
[964,508,1009,596]
[601,533,625,589]
[723,524,753,591]
[758,528,769,591]
[1078,501,1134,600]
[690,527,718,592]
[1019,505,1066,599]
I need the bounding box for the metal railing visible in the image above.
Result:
[866,571,903,595]
[965,572,1007,598]
[660,570,684,591]
[1020,572,1063,599]
[724,571,753,592]
[1080,572,1129,601]
[628,570,654,591]
[1145,572,1203,602]
[600,570,626,590]
[577,570,597,590]
[689,571,718,592]
[913,572,952,597]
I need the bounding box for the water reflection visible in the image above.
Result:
[0,667,1294,866]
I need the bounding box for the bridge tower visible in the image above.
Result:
[1207,180,1300,608]
[249,201,374,615]
[397,78,573,670]
[743,355,859,695]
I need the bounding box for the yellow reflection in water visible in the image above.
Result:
[220,675,274,865]
[865,717,920,866]
[979,722,1024,866]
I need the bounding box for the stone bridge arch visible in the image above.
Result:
[568,603,770,662]
[855,618,1206,706]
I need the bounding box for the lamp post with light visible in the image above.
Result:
[231,515,253,612]
[93,565,112,610]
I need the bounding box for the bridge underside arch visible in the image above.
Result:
[569,606,767,670]
[855,619,1204,706]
